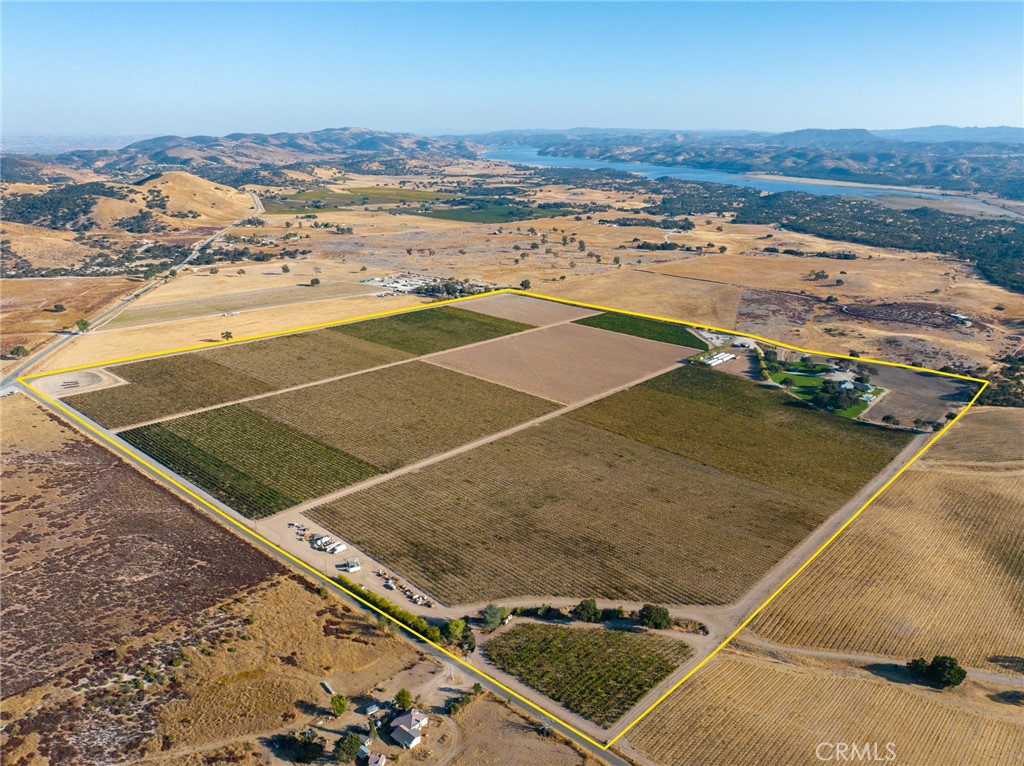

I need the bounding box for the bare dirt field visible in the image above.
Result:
[427,321,693,404]
[443,696,602,766]
[460,292,600,325]
[0,394,284,697]
[625,651,1024,766]
[858,365,978,425]
[747,408,1024,676]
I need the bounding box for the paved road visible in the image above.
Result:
[1,191,263,388]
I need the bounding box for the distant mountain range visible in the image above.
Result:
[455,125,1024,147]
[3,124,1020,198]
[46,127,475,174]
[458,126,1024,198]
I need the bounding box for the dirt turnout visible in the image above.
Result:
[428,322,695,404]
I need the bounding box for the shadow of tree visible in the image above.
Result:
[989,690,1023,706]
[988,655,1024,674]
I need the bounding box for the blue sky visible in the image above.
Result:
[3,2,1022,137]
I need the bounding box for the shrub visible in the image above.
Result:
[908,655,967,688]
[637,604,672,630]
[572,599,602,623]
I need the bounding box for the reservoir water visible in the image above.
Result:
[481,146,945,199]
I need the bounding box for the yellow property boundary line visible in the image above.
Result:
[18,288,988,751]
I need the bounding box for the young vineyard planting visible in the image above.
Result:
[121,405,379,518]
[484,623,690,727]
[307,418,826,605]
[572,311,708,350]
[330,305,533,355]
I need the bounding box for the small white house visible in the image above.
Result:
[367,753,387,766]
[358,734,374,759]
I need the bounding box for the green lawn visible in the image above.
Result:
[771,371,883,420]
[330,306,532,355]
[835,387,884,419]
[574,312,707,350]
[484,623,690,727]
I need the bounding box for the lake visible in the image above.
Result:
[480,146,946,199]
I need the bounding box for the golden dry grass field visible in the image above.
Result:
[747,407,1024,676]
[624,651,1024,766]
[0,276,138,367]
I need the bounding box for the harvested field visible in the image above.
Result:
[485,623,690,728]
[570,364,913,506]
[103,279,375,329]
[925,407,1024,465]
[626,652,1024,766]
[121,405,379,518]
[460,292,600,325]
[748,409,1024,675]
[205,329,410,387]
[572,311,707,350]
[308,418,827,605]
[427,322,692,404]
[66,353,274,429]
[0,394,284,697]
[34,292,427,375]
[331,305,532,355]
[249,362,557,472]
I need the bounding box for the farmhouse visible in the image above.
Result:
[391,707,429,748]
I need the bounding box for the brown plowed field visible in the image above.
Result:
[427,322,693,404]
[459,292,600,325]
